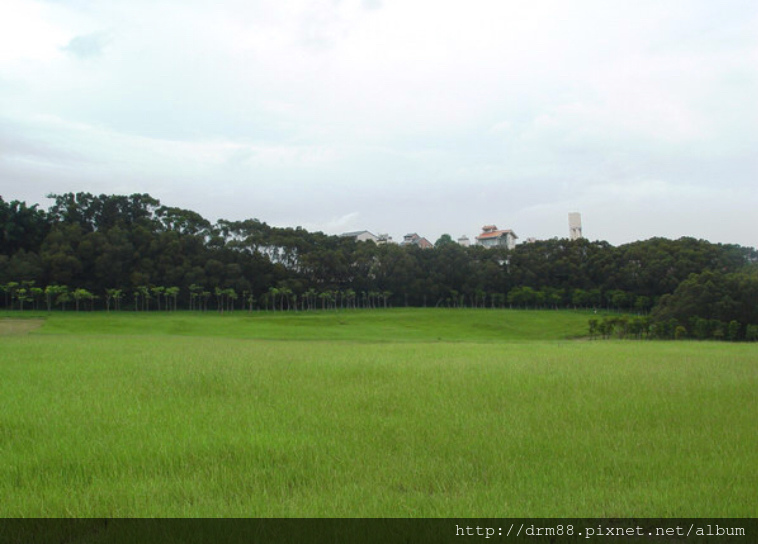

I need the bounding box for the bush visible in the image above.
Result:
[727,320,742,342]
[588,318,599,339]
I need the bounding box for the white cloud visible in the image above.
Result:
[0,0,69,62]
[1,0,756,247]
[317,212,362,234]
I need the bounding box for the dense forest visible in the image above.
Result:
[2,192,757,339]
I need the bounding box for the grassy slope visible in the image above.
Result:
[0,310,756,517]
[31,308,592,342]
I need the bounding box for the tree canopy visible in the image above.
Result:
[1,192,756,335]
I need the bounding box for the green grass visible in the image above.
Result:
[0,310,756,517]
[24,308,591,342]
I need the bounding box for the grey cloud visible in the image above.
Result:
[62,33,109,58]
[0,118,85,165]
[224,147,256,167]
[362,0,382,10]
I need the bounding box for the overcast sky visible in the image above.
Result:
[1,0,756,247]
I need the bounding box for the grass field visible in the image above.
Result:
[0,309,756,517]
[21,307,591,342]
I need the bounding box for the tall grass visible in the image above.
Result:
[1,314,755,517]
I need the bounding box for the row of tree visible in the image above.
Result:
[1,279,652,315]
[2,192,757,334]
[589,314,758,342]
[0,280,401,313]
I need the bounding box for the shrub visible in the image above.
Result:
[588,318,599,339]
[727,320,742,342]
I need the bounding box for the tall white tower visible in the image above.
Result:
[569,212,582,240]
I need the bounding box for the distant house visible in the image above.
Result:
[340,230,380,243]
[376,233,394,245]
[475,225,518,250]
[400,233,433,249]
[458,235,470,247]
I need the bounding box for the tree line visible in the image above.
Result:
[2,192,757,337]
[589,313,758,342]
[586,263,758,341]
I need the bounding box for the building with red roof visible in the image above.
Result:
[475,225,518,250]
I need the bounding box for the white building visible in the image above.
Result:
[341,230,380,243]
[569,213,583,240]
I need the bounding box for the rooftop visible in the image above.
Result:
[476,229,517,240]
